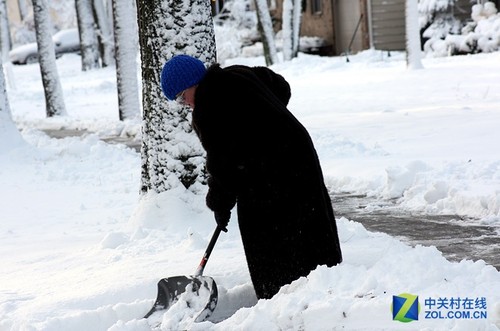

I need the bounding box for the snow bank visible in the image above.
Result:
[424,2,500,56]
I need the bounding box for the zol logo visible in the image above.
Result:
[392,293,420,323]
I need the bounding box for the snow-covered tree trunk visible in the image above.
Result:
[32,0,66,117]
[106,0,113,23]
[254,0,278,66]
[0,60,9,113]
[282,0,301,61]
[17,0,29,22]
[75,0,100,71]
[282,0,293,61]
[291,0,301,56]
[136,0,216,194]
[93,0,114,67]
[406,0,423,69]
[112,0,140,120]
[0,61,24,151]
[1,0,14,89]
[0,0,11,61]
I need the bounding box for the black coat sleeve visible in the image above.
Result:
[204,147,237,213]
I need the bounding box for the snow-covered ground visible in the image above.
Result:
[1,50,500,330]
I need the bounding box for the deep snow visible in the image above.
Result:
[1,49,500,330]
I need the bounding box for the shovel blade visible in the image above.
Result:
[144,275,218,322]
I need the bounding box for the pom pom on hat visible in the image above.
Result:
[160,55,207,100]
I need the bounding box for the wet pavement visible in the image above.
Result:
[42,129,500,270]
[332,193,500,270]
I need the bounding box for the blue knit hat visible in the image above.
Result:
[160,55,207,100]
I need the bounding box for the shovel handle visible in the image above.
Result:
[194,226,223,277]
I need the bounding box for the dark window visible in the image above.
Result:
[311,0,322,14]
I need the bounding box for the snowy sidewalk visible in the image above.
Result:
[42,128,141,152]
[43,128,500,271]
[333,193,500,270]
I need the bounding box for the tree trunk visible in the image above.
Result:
[254,0,278,66]
[0,61,25,151]
[406,0,423,69]
[17,0,28,22]
[75,0,100,71]
[282,0,301,61]
[112,0,140,121]
[136,0,216,194]
[32,0,66,117]
[93,0,114,67]
[0,0,11,61]
[0,60,9,113]
[282,0,292,61]
[291,0,301,58]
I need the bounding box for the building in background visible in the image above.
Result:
[271,0,497,56]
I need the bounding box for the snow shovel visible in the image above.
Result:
[144,226,222,322]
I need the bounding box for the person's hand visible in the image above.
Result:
[214,210,230,232]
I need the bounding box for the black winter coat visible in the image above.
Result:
[192,64,342,299]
